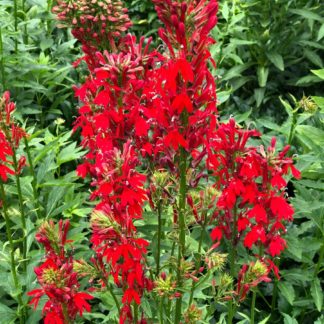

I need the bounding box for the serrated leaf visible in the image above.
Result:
[267,52,284,71]
[278,281,295,305]
[311,277,323,312]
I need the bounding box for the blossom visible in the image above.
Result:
[28,220,93,323]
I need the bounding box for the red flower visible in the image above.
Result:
[244,226,266,249]
[270,196,294,221]
[210,226,222,241]
[73,293,94,316]
[122,288,141,305]
[268,236,286,257]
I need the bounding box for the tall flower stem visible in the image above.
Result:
[24,137,42,220]
[12,147,27,272]
[174,146,187,323]
[102,277,120,314]
[287,110,298,145]
[156,202,162,275]
[133,302,138,324]
[188,220,207,305]
[270,259,279,317]
[0,28,5,89]
[228,206,238,324]
[315,242,324,276]
[159,297,164,324]
[251,290,257,324]
[13,0,18,54]
[0,182,24,324]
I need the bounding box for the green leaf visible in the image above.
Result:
[282,313,298,324]
[254,88,265,107]
[222,63,252,81]
[267,52,284,71]
[0,302,17,323]
[296,75,323,86]
[57,142,85,166]
[311,277,323,312]
[40,38,54,51]
[312,96,324,110]
[259,315,271,324]
[311,69,324,80]
[257,65,269,87]
[318,24,324,41]
[278,281,295,305]
[304,49,323,68]
[290,9,324,22]
[279,97,293,116]
[222,2,229,21]
[296,125,324,146]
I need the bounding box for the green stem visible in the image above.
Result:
[12,147,27,272]
[174,146,187,324]
[270,259,279,316]
[133,302,138,324]
[314,242,324,276]
[156,202,162,275]
[24,137,42,220]
[251,290,257,324]
[0,28,5,89]
[188,221,206,305]
[102,277,120,314]
[13,0,18,54]
[159,297,164,324]
[0,182,24,324]
[288,111,297,145]
[108,284,121,314]
[228,206,238,324]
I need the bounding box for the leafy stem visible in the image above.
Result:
[12,146,27,272]
[156,201,163,275]
[174,145,188,323]
[24,137,42,220]
[0,182,25,324]
[228,204,238,324]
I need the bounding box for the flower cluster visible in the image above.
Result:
[53,0,132,52]
[236,260,271,302]
[208,119,300,263]
[53,0,161,321]
[28,220,93,323]
[0,91,26,182]
[48,0,301,322]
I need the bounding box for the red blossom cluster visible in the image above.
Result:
[0,91,26,182]
[236,260,271,302]
[55,1,162,321]
[208,119,300,268]
[28,220,93,324]
[46,0,301,321]
[53,0,132,52]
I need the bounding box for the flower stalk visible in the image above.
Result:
[0,182,25,324]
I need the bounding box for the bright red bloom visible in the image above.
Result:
[28,220,93,323]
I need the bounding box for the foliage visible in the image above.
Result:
[0,0,323,323]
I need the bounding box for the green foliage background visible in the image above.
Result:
[0,0,323,323]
